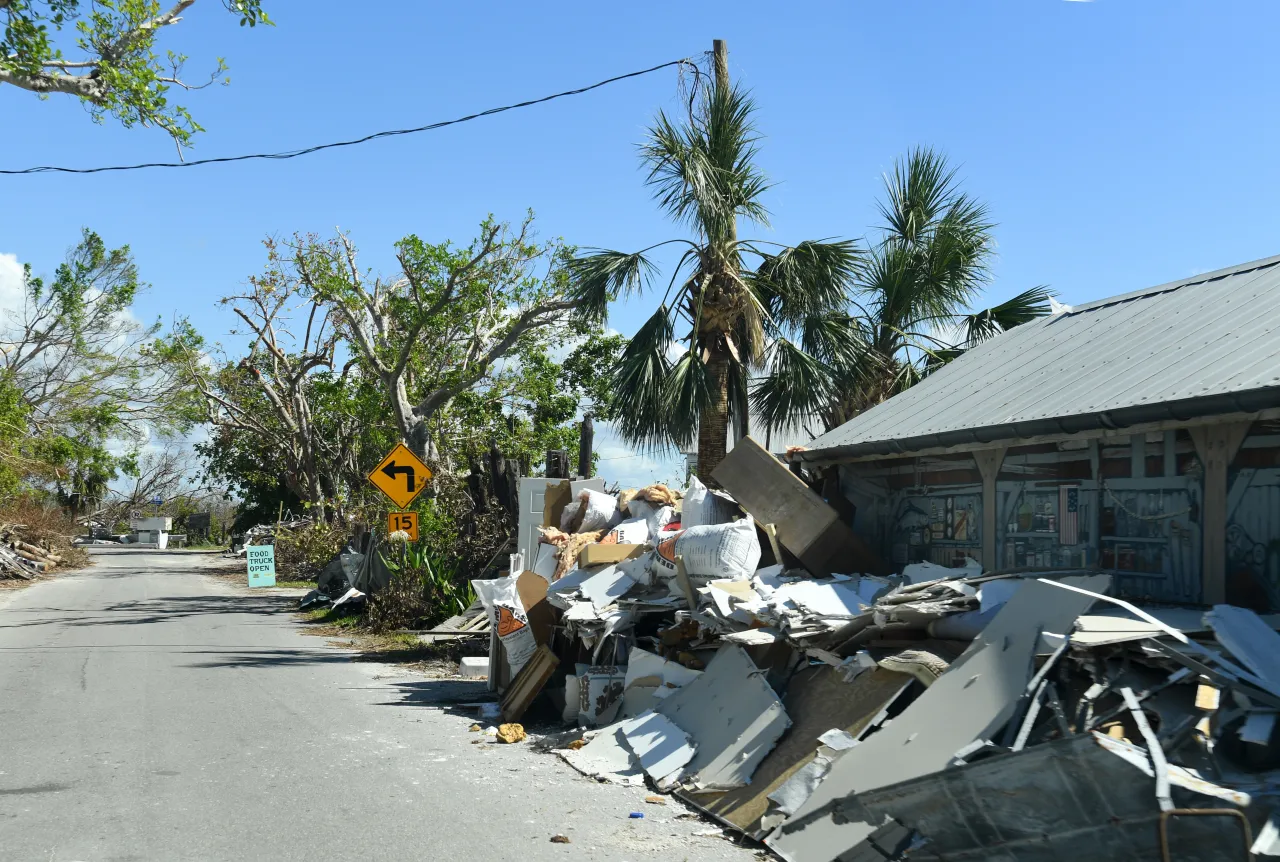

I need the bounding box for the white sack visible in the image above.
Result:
[560,501,582,532]
[652,516,761,581]
[577,489,619,532]
[681,475,711,529]
[628,499,675,536]
[604,517,650,545]
[472,575,537,678]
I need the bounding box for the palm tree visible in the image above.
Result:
[567,78,859,479]
[752,147,1053,434]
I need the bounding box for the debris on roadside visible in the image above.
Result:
[0,523,69,579]
[549,834,571,844]
[444,456,1280,862]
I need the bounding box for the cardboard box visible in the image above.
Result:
[578,542,645,567]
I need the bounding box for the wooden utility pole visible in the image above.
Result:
[713,39,729,94]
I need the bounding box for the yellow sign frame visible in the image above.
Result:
[388,511,420,542]
[367,442,432,509]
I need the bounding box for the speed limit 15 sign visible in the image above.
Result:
[388,511,419,542]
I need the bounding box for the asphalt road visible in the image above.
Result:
[0,549,759,862]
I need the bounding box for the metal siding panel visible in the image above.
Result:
[808,257,1280,454]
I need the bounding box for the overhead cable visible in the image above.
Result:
[2,57,696,175]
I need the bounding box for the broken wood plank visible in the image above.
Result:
[499,644,559,723]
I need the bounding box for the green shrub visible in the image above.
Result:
[365,538,476,633]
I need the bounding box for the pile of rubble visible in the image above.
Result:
[464,438,1280,861]
[0,523,69,580]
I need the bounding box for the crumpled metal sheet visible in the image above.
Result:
[848,732,1254,862]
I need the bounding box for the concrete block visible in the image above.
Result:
[459,656,489,679]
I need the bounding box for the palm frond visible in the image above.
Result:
[910,193,994,314]
[663,348,712,449]
[856,241,916,354]
[566,249,656,323]
[801,311,868,370]
[610,306,675,446]
[962,285,1053,346]
[878,147,960,245]
[640,83,770,243]
[750,338,836,433]
[751,239,862,327]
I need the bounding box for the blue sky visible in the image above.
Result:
[3,0,1280,486]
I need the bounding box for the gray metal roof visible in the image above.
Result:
[798,253,1280,461]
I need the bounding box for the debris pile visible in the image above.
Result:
[0,523,69,579]
[461,437,1280,861]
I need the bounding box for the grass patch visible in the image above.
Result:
[273,579,314,590]
[303,606,363,628]
[295,605,472,676]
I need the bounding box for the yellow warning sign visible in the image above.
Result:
[388,511,419,542]
[368,443,432,509]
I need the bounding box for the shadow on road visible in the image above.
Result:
[0,593,295,629]
[181,647,356,669]
[374,679,495,708]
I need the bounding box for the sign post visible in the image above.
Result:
[388,511,420,542]
[368,442,432,510]
[246,544,276,587]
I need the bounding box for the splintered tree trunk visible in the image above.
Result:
[696,345,732,482]
[578,415,594,479]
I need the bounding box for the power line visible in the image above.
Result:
[2,57,697,176]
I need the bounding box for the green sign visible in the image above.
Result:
[246,545,276,587]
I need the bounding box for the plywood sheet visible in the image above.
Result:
[768,575,1110,862]
[712,435,882,576]
[499,644,558,722]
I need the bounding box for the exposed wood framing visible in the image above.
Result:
[973,447,1008,571]
[1189,421,1252,604]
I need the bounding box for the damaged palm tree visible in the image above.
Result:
[567,41,859,480]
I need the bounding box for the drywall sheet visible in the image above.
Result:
[623,647,702,695]
[620,710,696,784]
[560,722,644,785]
[655,644,791,791]
[711,435,883,576]
[579,564,635,611]
[690,665,914,837]
[768,575,1110,862]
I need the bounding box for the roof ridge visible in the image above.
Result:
[1066,252,1280,316]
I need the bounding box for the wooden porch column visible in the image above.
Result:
[973,447,1008,572]
[1189,421,1251,605]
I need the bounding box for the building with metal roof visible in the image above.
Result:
[796,254,1280,463]
[793,254,1280,611]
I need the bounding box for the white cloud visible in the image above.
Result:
[0,252,26,320]
[593,421,687,488]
